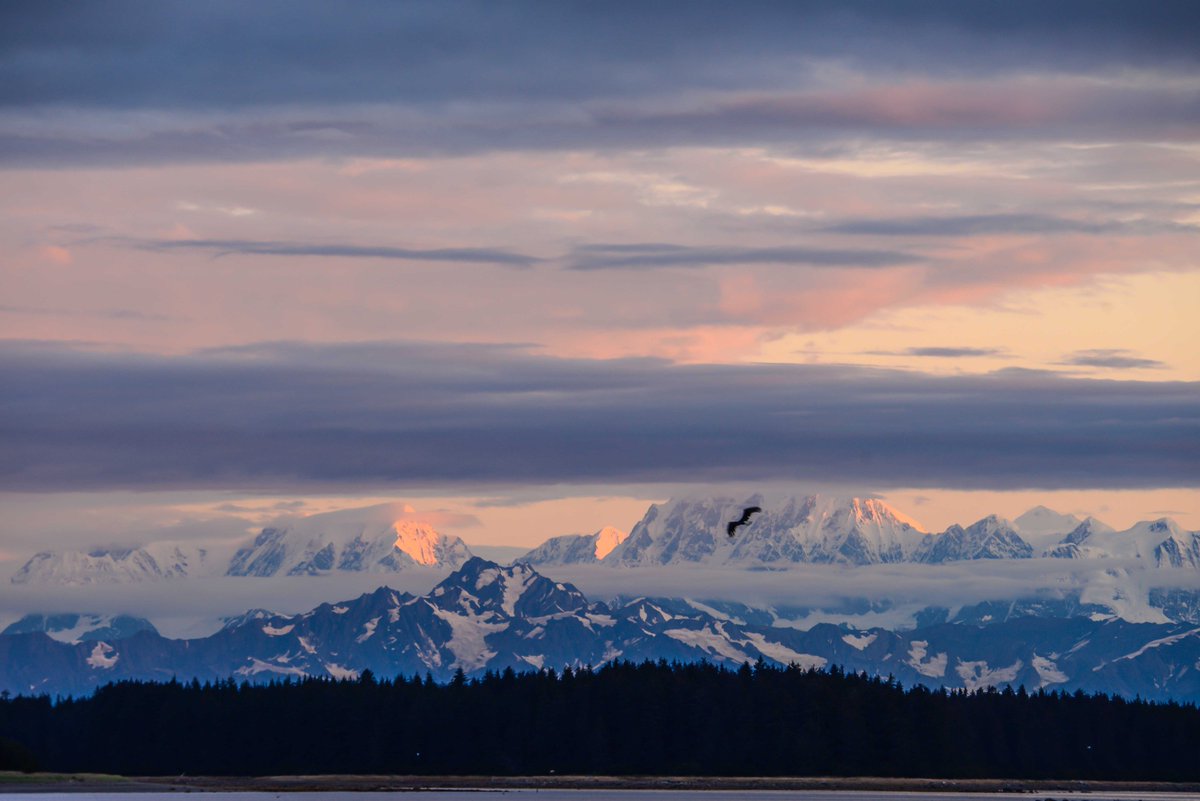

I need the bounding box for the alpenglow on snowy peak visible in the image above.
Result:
[604,494,929,567]
[8,505,476,584]
[226,505,473,576]
[517,526,628,566]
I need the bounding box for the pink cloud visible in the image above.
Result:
[38,245,73,265]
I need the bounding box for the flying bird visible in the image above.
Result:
[726,506,762,537]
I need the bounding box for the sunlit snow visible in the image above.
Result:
[235,657,305,677]
[432,607,505,670]
[664,624,750,662]
[842,633,877,651]
[86,641,118,669]
[355,616,380,643]
[1114,628,1200,663]
[737,631,826,669]
[956,659,1022,691]
[907,639,948,678]
[325,662,360,680]
[1032,654,1068,686]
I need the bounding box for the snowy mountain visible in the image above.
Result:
[587,495,1195,570]
[1070,518,1200,568]
[8,504,474,585]
[518,526,628,566]
[7,557,1200,703]
[10,542,212,585]
[1013,505,1083,549]
[917,515,1033,562]
[226,505,473,576]
[606,494,927,567]
[1046,517,1117,558]
[9,496,1196,592]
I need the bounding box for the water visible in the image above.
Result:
[5,792,1200,801]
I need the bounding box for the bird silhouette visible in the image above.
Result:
[726,506,763,537]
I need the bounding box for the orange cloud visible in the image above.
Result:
[38,245,73,265]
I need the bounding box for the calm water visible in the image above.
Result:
[6,792,1200,801]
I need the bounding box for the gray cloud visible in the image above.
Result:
[5,82,1198,168]
[3,2,1196,111]
[0,340,1195,493]
[2,3,1198,166]
[134,238,540,268]
[1060,349,1167,370]
[866,347,1007,359]
[824,213,1197,237]
[568,243,920,270]
[905,347,1004,358]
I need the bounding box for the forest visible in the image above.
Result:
[2,660,1199,779]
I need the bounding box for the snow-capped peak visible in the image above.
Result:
[518,526,630,566]
[918,515,1032,563]
[593,526,628,560]
[10,542,211,585]
[604,493,928,567]
[226,504,473,576]
[432,557,589,618]
[1014,506,1084,547]
[393,520,469,567]
[1046,517,1197,568]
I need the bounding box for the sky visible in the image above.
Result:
[1,0,1198,571]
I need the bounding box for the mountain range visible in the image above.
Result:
[5,556,1200,702]
[10,503,475,585]
[6,493,1200,701]
[12,495,1197,584]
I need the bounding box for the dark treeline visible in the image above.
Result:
[2,660,1200,778]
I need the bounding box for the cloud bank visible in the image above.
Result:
[1,340,1195,493]
[3,2,1198,166]
[567,243,919,271]
[135,238,540,268]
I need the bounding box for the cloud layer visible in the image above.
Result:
[3,3,1198,166]
[1,340,1195,493]
[135,238,540,268]
[6,2,1196,109]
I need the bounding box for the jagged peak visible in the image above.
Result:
[660,492,924,530]
[593,526,628,559]
[392,519,466,566]
[1014,505,1082,536]
[969,514,1016,531]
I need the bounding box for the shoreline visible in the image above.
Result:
[6,773,1200,794]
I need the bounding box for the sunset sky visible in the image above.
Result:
[1,1,1197,562]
